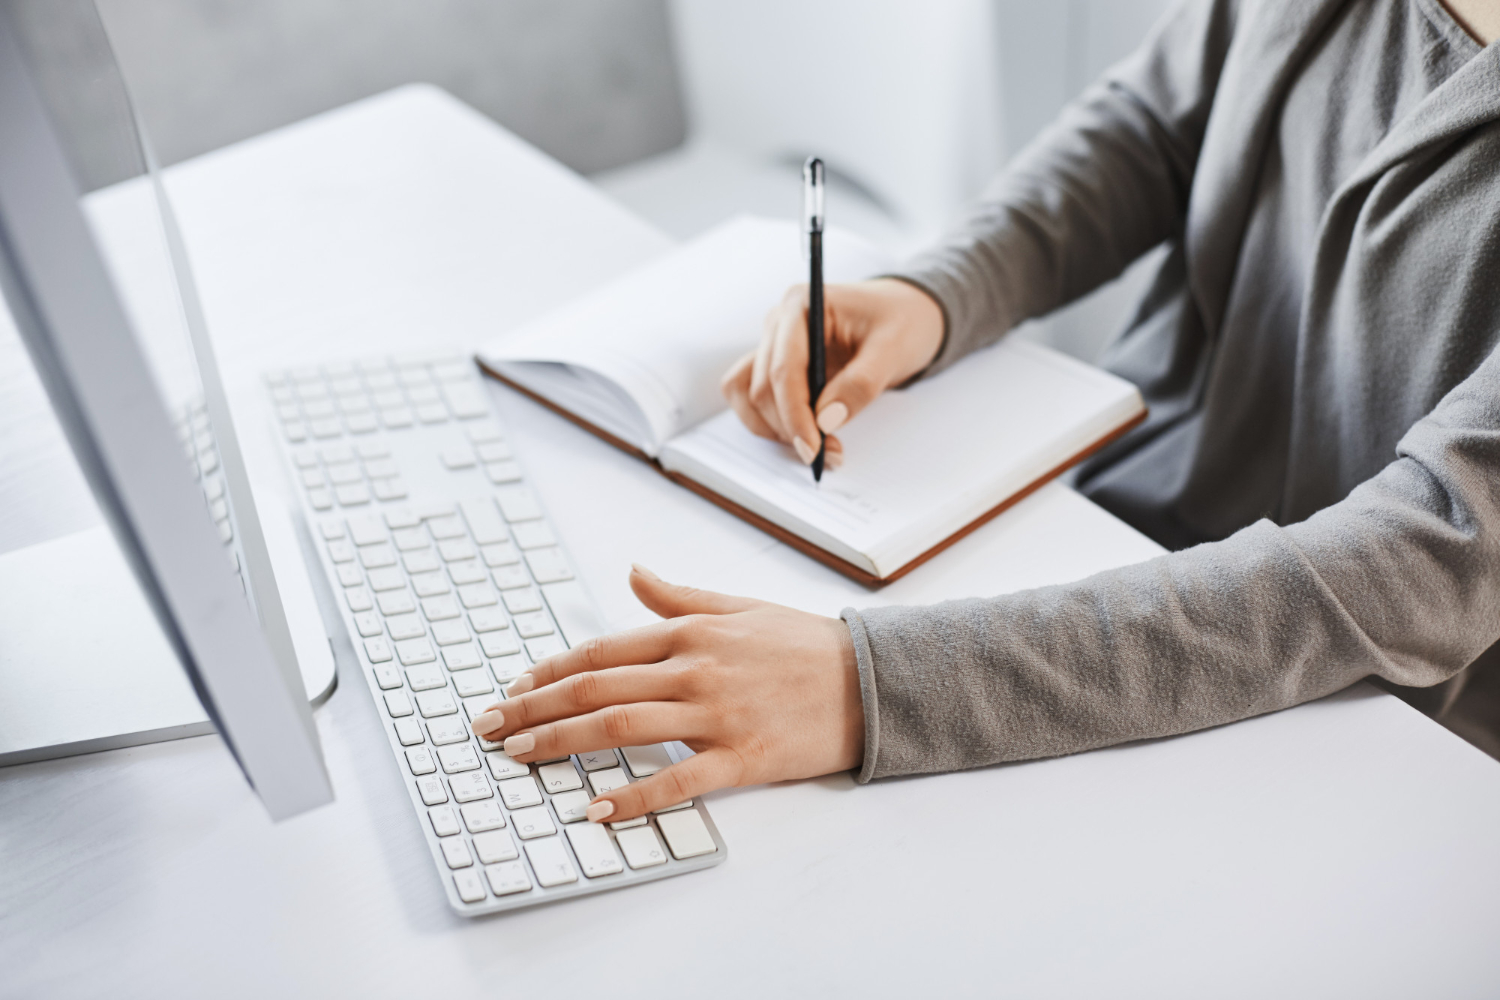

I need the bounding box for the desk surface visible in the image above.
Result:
[3,86,1498,999]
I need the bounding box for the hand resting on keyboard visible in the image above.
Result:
[469,565,863,822]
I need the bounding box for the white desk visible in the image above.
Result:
[3,85,1498,999]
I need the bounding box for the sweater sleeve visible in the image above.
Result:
[844,343,1500,782]
[894,0,1237,376]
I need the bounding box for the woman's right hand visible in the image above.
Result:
[719,277,944,468]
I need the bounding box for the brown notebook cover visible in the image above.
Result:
[478,360,1145,589]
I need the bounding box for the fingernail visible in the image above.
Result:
[470,709,504,735]
[817,401,848,433]
[505,673,534,696]
[793,437,817,464]
[586,800,615,823]
[826,449,844,470]
[630,563,661,582]
[504,732,535,756]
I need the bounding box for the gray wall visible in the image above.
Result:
[13,0,687,191]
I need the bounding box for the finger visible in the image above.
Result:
[824,435,844,469]
[484,662,685,739]
[503,621,677,702]
[766,305,820,463]
[726,383,781,441]
[501,701,704,765]
[814,343,896,434]
[749,295,802,442]
[587,747,742,822]
[629,564,760,618]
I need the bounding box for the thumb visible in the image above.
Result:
[814,345,896,435]
[628,564,759,619]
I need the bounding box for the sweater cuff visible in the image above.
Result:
[841,608,882,784]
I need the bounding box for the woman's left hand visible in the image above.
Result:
[469,565,865,823]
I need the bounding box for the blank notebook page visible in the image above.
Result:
[660,338,1143,576]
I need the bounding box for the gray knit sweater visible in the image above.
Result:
[845,0,1500,782]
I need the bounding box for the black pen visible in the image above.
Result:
[803,157,826,482]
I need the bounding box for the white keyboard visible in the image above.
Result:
[265,354,726,914]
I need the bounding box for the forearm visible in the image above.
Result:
[895,0,1237,374]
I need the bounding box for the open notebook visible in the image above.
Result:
[478,216,1145,585]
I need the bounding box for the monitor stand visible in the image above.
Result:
[0,508,338,766]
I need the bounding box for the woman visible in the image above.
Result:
[472,0,1500,823]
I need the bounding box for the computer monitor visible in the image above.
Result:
[0,1,333,820]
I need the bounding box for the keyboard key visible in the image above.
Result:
[441,838,474,869]
[353,612,383,637]
[359,544,397,569]
[441,381,490,419]
[654,800,693,813]
[538,761,584,793]
[385,508,421,532]
[616,826,669,869]
[402,549,441,575]
[485,861,532,896]
[513,612,554,638]
[525,548,573,584]
[463,695,500,723]
[383,691,413,718]
[426,716,465,746]
[577,749,619,772]
[319,443,353,463]
[372,477,407,500]
[378,590,417,616]
[346,515,386,546]
[421,595,462,621]
[492,564,531,590]
[475,440,512,462]
[386,613,426,641]
[452,670,494,698]
[363,637,393,663]
[443,644,483,671]
[406,747,436,775]
[459,498,510,545]
[589,768,629,797]
[479,631,521,658]
[327,462,361,485]
[357,440,390,460]
[319,518,346,539]
[335,484,370,506]
[503,589,544,614]
[453,870,487,903]
[432,620,470,646]
[438,538,476,562]
[496,486,542,522]
[433,361,471,382]
[566,823,624,878]
[438,744,481,773]
[305,485,332,509]
[656,809,717,859]
[372,388,404,409]
[458,584,499,608]
[469,607,508,632]
[449,772,492,803]
[405,663,446,691]
[395,638,436,665]
[347,413,379,434]
[467,423,504,443]
[345,586,374,612]
[326,539,354,563]
[426,806,462,840]
[498,776,543,810]
[524,839,577,887]
[509,805,556,840]
[479,542,521,567]
[511,521,556,550]
[621,744,673,778]
[525,636,565,661]
[415,690,457,718]
[391,526,428,550]
[395,718,425,746]
[335,563,363,587]
[486,751,529,780]
[416,775,448,806]
[428,516,466,540]
[380,407,414,428]
[489,654,527,683]
[412,572,451,598]
[372,663,403,690]
[610,816,649,832]
[485,462,523,484]
[407,384,440,404]
[366,567,405,591]
[441,446,476,469]
[472,829,519,864]
[448,561,488,586]
[551,790,591,824]
[456,802,504,837]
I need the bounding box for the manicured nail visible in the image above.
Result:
[817,401,848,433]
[793,437,817,464]
[630,563,661,582]
[826,449,844,470]
[504,732,535,756]
[586,800,615,823]
[505,673,534,696]
[470,709,504,735]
